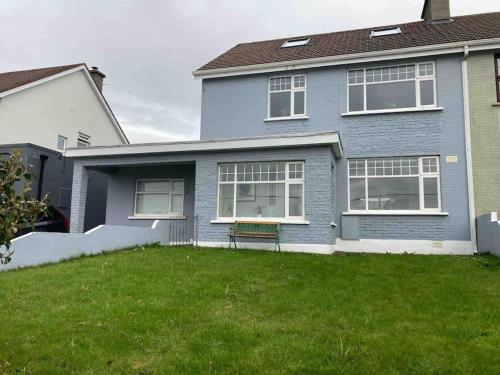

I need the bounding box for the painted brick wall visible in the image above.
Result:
[468,51,500,216]
[194,146,335,245]
[201,55,471,241]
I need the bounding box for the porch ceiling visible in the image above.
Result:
[65,132,343,159]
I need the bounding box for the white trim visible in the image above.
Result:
[196,239,474,255]
[84,224,105,234]
[192,38,500,79]
[134,178,184,217]
[461,46,477,252]
[347,156,443,214]
[346,62,437,114]
[210,218,310,225]
[268,74,307,119]
[0,65,129,145]
[334,239,474,255]
[65,131,343,158]
[216,161,305,221]
[264,116,309,122]
[342,211,449,216]
[342,107,443,116]
[198,241,332,254]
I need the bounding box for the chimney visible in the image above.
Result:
[421,0,451,22]
[89,66,106,92]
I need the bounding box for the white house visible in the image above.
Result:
[0,63,129,230]
[0,63,128,150]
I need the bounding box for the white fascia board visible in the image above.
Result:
[65,132,342,158]
[192,38,500,79]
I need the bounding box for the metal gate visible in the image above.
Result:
[168,216,198,246]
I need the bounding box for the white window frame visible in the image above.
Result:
[347,61,437,114]
[57,135,67,152]
[268,75,307,120]
[347,156,441,214]
[133,179,184,217]
[217,161,305,220]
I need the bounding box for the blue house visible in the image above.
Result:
[67,0,500,254]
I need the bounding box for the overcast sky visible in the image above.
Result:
[0,0,497,143]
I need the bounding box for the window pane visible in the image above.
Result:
[172,180,184,191]
[424,177,439,209]
[236,183,285,218]
[349,85,364,112]
[367,177,419,210]
[218,184,234,217]
[420,80,435,106]
[171,194,184,213]
[136,194,169,214]
[270,92,291,117]
[289,184,303,217]
[137,180,170,192]
[366,81,416,110]
[349,178,366,210]
[293,91,305,115]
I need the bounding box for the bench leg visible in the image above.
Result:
[229,236,237,250]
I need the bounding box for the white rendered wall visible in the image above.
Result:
[0,70,124,150]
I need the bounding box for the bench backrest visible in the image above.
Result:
[233,221,280,236]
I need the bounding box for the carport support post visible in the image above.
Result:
[70,163,89,233]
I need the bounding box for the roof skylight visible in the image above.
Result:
[370,27,402,38]
[281,38,310,48]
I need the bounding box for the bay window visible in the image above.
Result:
[348,156,441,212]
[218,162,304,219]
[269,75,306,118]
[134,179,184,216]
[348,62,436,113]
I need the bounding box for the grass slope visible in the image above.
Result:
[0,246,499,374]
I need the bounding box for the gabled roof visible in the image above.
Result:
[0,63,129,144]
[0,63,83,94]
[195,12,500,75]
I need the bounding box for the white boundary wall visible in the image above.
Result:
[477,212,500,256]
[0,222,169,271]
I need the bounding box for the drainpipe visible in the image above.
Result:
[37,155,48,201]
[461,45,477,253]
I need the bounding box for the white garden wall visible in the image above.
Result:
[0,222,170,271]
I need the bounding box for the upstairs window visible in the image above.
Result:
[77,132,91,147]
[281,38,310,48]
[495,54,500,103]
[269,75,306,119]
[348,156,441,212]
[347,62,436,113]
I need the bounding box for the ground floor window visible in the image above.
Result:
[134,179,184,216]
[348,156,441,212]
[218,161,304,219]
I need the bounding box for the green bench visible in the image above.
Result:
[229,221,281,251]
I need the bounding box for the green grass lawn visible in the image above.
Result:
[1,247,499,374]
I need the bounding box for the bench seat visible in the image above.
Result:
[229,221,281,251]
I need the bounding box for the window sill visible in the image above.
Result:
[210,218,310,225]
[264,116,309,122]
[342,211,449,216]
[128,215,185,220]
[492,103,500,107]
[341,107,443,116]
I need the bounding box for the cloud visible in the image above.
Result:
[0,0,497,143]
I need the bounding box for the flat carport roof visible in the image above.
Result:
[65,131,343,159]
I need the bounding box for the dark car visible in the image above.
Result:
[16,206,70,237]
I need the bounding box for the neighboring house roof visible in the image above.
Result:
[196,12,500,74]
[0,63,129,144]
[0,63,83,94]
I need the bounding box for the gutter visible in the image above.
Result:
[193,37,500,79]
[461,45,478,253]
